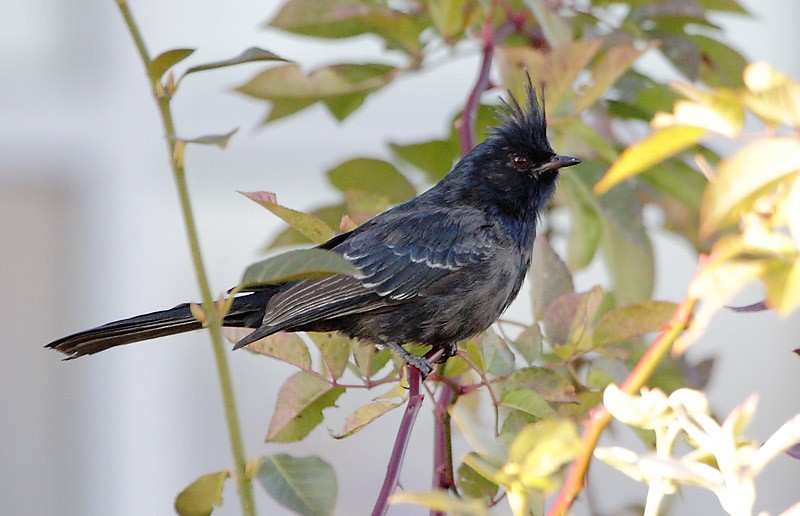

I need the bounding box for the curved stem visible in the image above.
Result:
[114,2,254,514]
[547,256,707,516]
[459,20,515,154]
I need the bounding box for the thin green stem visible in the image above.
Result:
[114,2,255,514]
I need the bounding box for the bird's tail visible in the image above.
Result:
[46,290,275,359]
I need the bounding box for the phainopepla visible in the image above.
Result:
[47,79,580,377]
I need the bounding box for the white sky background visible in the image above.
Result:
[0,1,798,515]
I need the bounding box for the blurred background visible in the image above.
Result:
[1,1,798,514]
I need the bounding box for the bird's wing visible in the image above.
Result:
[259,207,502,330]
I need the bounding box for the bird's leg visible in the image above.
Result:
[382,340,434,379]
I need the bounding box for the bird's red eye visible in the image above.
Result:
[511,155,528,169]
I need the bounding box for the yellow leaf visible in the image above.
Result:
[699,137,800,239]
[654,100,742,137]
[742,62,800,127]
[764,258,800,317]
[595,126,707,194]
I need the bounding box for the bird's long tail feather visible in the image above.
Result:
[46,290,275,359]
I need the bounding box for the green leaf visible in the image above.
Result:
[175,470,230,516]
[264,98,317,123]
[427,0,471,39]
[481,328,516,376]
[390,491,489,516]
[240,249,360,287]
[450,402,508,464]
[600,224,654,306]
[567,164,655,304]
[500,410,537,437]
[183,47,287,77]
[652,31,701,81]
[697,0,748,14]
[530,235,574,321]
[503,367,577,404]
[352,342,392,378]
[321,92,368,121]
[576,44,649,112]
[148,48,195,84]
[267,0,425,54]
[639,159,705,212]
[595,126,707,194]
[552,117,619,165]
[240,191,335,244]
[542,292,582,348]
[500,389,555,420]
[245,332,312,370]
[267,203,347,249]
[690,33,746,88]
[593,301,679,346]
[497,40,603,111]
[308,333,350,380]
[572,286,604,342]
[390,139,459,182]
[342,190,393,221]
[327,158,416,204]
[457,460,499,503]
[524,0,572,47]
[510,324,543,365]
[183,128,238,150]
[700,137,800,238]
[507,419,581,491]
[267,372,345,442]
[550,286,605,359]
[334,387,406,438]
[462,339,485,374]
[560,174,603,269]
[237,63,394,123]
[256,454,337,516]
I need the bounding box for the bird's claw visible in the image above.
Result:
[382,340,434,379]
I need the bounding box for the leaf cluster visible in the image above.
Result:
[130,0,800,514]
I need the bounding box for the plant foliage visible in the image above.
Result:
[120,0,800,514]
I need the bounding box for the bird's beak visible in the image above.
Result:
[542,154,581,171]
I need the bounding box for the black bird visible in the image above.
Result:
[47,80,580,377]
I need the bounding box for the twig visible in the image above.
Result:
[432,384,456,508]
[114,1,255,514]
[458,20,515,153]
[372,366,425,516]
[546,256,707,516]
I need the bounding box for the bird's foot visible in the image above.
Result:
[439,342,459,362]
[383,340,434,379]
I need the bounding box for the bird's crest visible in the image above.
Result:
[492,74,553,156]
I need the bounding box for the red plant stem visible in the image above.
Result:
[546,256,707,516]
[431,384,456,516]
[459,20,515,154]
[372,366,425,516]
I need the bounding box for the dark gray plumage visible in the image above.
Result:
[47,79,580,376]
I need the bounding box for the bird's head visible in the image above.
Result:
[478,79,580,194]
